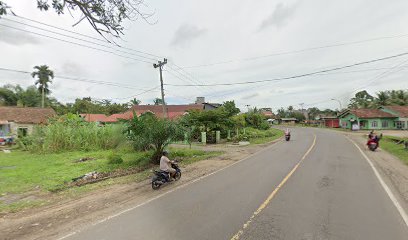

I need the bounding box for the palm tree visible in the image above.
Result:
[130,98,141,105]
[31,65,54,108]
[375,91,390,106]
[153,98,164,105]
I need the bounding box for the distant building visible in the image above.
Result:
[338,108,397,130]
[0,107,56,137]
[379,106,408,130]
[259,108,275,118]
[81,97,222,123]
[280,118,298,125]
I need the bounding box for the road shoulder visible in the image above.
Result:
[342,132,408,214]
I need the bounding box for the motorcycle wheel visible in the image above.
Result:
[174,171,181,181]
[152,181,161,190]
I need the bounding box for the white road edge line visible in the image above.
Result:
[347,137,408,228]
[56,137,284,240]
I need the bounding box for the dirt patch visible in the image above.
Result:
[0,139,281,240]
[344,132,408,210]
[73,157,96,163]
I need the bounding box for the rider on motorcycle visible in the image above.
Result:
[160,150,176,180]
[285,128,291,136]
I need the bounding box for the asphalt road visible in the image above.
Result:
[63,128,408,240]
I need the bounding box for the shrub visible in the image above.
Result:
[22,114,127,153]
[107,153,124,164]
[125,114,183,164]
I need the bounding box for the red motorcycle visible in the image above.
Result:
[367,134,382,151]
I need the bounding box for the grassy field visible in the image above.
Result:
[248,128,284,144]
[0,148,222,213]
[380,136,408,165]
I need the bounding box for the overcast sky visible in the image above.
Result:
[1,0,408,111]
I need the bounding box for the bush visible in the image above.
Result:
[107,153,124,164]
[22,114,127,153]
[125,114,183,164]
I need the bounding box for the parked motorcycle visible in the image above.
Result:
[152,161,181,190]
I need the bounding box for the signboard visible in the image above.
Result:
[352,123,360,131]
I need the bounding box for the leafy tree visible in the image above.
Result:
[219,100,240,117]
[19,86,42,107]
[0,0,154,38]
[31,65,54,108]
[0,87,17,106]
[348,90,374,109]
[287,106,294,112]
[276,108,286,118]
[307,107,320,120]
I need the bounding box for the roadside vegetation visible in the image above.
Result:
[380,136,408,165]
[0,99,281,214]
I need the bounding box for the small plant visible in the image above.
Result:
[107,153,123,164]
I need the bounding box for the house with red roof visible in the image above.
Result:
[0,107,56,138]
[81,102,218,123]
[379,106,408,129]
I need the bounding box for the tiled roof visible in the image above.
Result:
[350,109,396,118]
[382,105,408,117]
[104,111,134,122]
[0,107,56,124]
[131,104,204,119]
[80,114,108,122]
[261,111,274,117]
[131,104,204,113]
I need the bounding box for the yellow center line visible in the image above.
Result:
[230,134,317,240]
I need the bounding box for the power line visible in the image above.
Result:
[10,14,163,59]
[165,51,408,87]
[305,58,408,107]
[0,18,158,62]
[110,86,160,100]
[0,23,155,64]
[183,33,408,68]
[0,67,152,90]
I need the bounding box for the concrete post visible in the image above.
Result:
[227,130,231,139]
[184,132,188,144]
[201,132,206,145]
[216,131,221,144]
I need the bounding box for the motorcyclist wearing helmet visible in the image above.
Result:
[160,150,176,180]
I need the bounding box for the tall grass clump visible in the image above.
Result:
[20,114,127,153]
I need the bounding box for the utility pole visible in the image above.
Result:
[153,58,168,118]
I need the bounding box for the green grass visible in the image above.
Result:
[0,150,150,195]
[380,136,408,165]
[248,128,284,144]
[0,148,222,195]
[0,147,222,213]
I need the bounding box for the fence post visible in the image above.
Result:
[184,132,188,144]
[216,131,221,144]
[227,130,231,139]
[201,132,206,145]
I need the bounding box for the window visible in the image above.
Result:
[371,121,378,128]
[17,128,28,138]
[381,121,388,128]
[396,121,406,129]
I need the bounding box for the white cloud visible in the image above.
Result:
[170,24,207,47]
[258,2,298,31]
